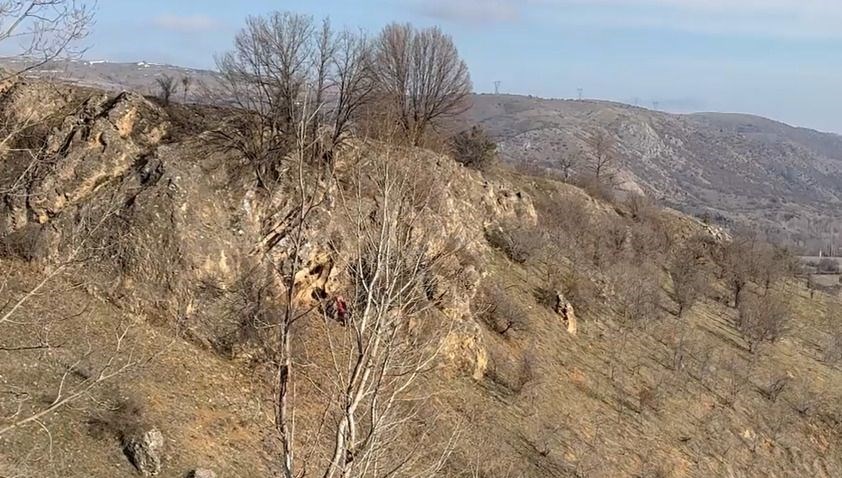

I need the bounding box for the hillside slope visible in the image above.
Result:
[1,82,842,477]
[465,94,842,249]
[8,59,842,250]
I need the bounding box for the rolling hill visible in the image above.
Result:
[465,94,842,250]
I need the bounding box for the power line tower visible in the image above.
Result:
[577,88,583,100]
[633,97,640,107]
[653,101,660,111]
[493,80,501,95]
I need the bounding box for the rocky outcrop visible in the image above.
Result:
[124,428,164,476]
[1,89,168,235]
[554,292,577,336]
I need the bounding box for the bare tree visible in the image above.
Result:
[719,232,760,308]
[586,130,616,180]
[181,75,192,102]
[737,294,789,353]
[213,11,316,187]
[214,11,376,186]
[557,153,579,182]
[329,29,374,151]
[373,23,472,146]
[0,0,94,81]
[155,74,177,106]
[319,156,456,477]
[254,93,456,476]
[668,249,707,317]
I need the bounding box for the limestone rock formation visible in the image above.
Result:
[124,428,164,476]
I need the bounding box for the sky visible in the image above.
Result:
[83,0,842,133]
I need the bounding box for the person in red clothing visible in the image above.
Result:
[334,296,349,325]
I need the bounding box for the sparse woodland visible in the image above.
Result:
[1,5,842,478]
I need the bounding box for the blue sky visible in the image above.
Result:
[86,0,842,133]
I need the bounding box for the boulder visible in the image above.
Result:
[554,292,577,336]
[124,428,164,476]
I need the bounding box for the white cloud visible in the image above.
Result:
[416,0,842,38]
[412,0,520,24]
[152,14,218,32]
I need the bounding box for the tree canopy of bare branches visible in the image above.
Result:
[737,294,789,353]
[214,12,374,188]
[585,130,617,181]
[0,1,94,81]
[451,125,497,170]
[373,23,472,146]
[155,74,177,106]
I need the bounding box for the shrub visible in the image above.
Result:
[88,395,146,445]
[574,175,615,203]
[451,125,497,169]
[818,258,840,274]
[668,251,707,317]
[737,294,789,352]
[624,193,657,223]
[485,221,544,264]
[610,262,661,324]
[484,348,534,395]
[759,375,790,402]
[474,284,528,336]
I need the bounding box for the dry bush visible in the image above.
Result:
[533,257,598,315]
[737,294,789,352]
[485,221,544,264]
[720,355,751,407]
[536,195,592,263]
[790,383,819,416]
[603,217,628,261]
[214,270,280,359]
[574,175,615,204]
[624,193,658,222]
[758,375,790,403]
[629,216,673,262]
[475,284,529,336]
[87,394,146,445]
[585,130,617,181]
[757,244,797,293]
[609,262,661,325]
[450,125,497,170]
[668,249,707,317]
[484,348,534,396]
[818,258,840,274]
[637,382,663,413]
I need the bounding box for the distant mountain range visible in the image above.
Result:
[7,58,839,250]
[0,57,219,101]
[465,94,842,250]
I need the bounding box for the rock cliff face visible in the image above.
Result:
[0,81,538,366]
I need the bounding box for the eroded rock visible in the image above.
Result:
[555,292,577,336]
[124,428,164,476]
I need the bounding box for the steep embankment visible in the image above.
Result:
[465,94,842,247]
[1,82,842,477]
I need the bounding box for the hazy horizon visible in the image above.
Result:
[69,0,842,134]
